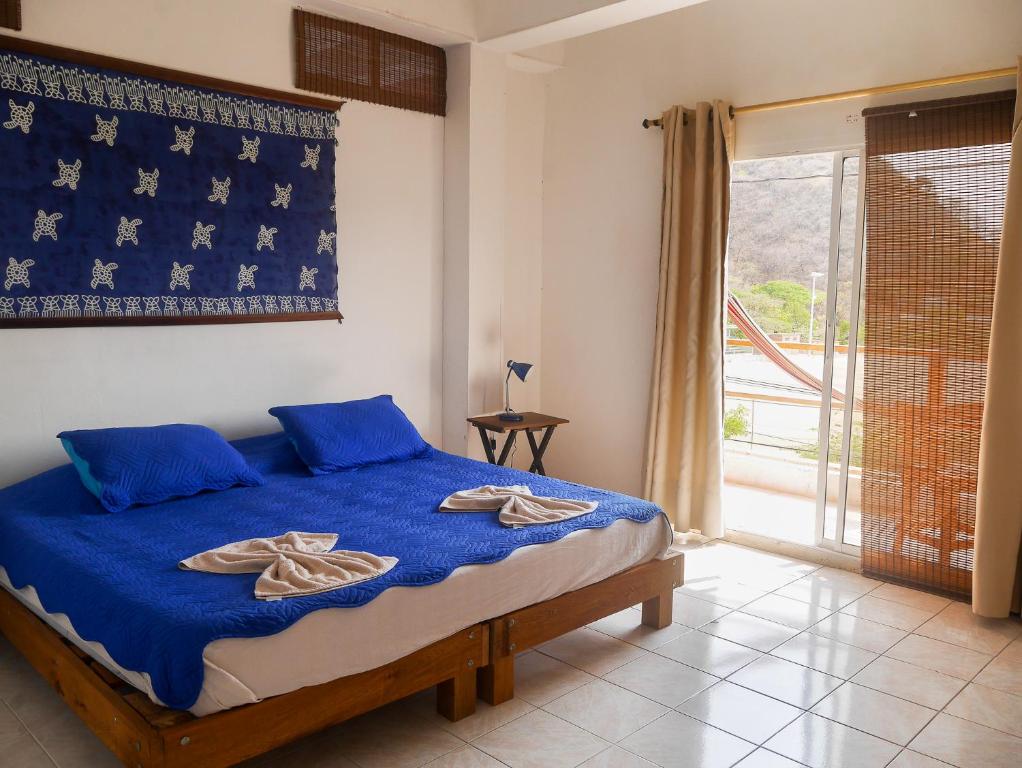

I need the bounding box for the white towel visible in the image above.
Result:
[179,531,398,600]
[439,485,598,527]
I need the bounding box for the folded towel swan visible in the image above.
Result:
[439,485,598,527]
[179,531,398,600]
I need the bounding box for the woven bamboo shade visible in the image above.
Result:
[861,91,1015,596]
[0,0,21,31]
[293,9,446,116]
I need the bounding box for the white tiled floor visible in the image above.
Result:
[1,540,1021,767]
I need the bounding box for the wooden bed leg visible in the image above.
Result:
[477,655,514,706]
[641,591,673,629]
[437,667,477,722]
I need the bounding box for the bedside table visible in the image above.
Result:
[466,413,569,476]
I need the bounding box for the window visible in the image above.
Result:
[293,9,447,116]
[0,0,21,31]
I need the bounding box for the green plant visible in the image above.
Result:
[733,280,812,337]
[723,404,750,440]
[798,415,863,466]
[836,318,850,345]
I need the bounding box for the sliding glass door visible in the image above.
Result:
[724,149,865,554]
[814,151,866,555]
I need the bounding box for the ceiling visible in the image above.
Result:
[293,0,714,55]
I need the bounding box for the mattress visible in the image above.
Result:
[2,515,671,715]
[0,431,670,714]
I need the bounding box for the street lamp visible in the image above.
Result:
[808,271,824,345]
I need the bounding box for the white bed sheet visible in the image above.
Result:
[1,516,672,715]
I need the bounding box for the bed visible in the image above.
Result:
[0,431,682,767]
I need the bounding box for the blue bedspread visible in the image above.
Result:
[0,433,666,710]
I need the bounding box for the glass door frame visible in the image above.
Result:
[813,147,867,556]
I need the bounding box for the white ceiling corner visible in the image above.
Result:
[474,0,715,53]
[290,0,717,55]
[290,0,475,47]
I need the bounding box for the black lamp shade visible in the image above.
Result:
[509,361,533,382]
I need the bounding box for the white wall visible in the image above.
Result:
[11,0,1016,499]
[502,67,546,418]
[442,43,509,461]
[442,43,547,465]
[0,0,444,486]
[539,0,1022,495]
[462,46,509,447]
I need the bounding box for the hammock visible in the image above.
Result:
[727,293,849,405]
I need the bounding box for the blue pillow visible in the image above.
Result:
[58,424,264,513]
[269,395,428,474]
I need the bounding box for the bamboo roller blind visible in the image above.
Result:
[0,0,21,31]
[293,9,447,116]
[861,91,1015,596]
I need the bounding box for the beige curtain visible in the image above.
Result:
[974,61,1022,618]
[643,101,734,537]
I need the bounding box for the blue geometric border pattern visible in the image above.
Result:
[0,48,339,324]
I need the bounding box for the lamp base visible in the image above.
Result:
[499,411,525,422]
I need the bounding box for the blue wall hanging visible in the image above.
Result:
[0,37,342,327]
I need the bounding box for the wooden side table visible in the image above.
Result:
[466,412,569,476]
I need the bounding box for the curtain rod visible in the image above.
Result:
[641,65,1017,128]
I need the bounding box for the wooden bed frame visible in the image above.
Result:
[479,552,684,705]
[0,551,683,767]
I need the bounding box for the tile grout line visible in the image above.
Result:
[532,644,723,710]
[883,748,957,768]
[2,698,60,768]
[607,708,759,768]
[554,544,828,765]
[681,553,1021,696]
[466,739,515,768]
[533,674,683,744]
[334,700,476,768]
[704,543,1022,764]
[742,568,973,760]
[528,629,766,764]
[464,738,515,768]
[581,551,824,717]
[654,548,973,763]
[442,698,536,744]
[810,676,945,752]
[562,542,1021,767]
[173,543,1022,768]
[938,680,1022,741]
[847,667,965,710]
[473,704,622,764]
